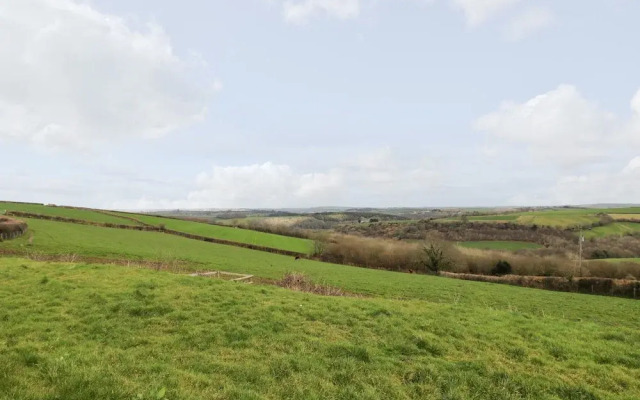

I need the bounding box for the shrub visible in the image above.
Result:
[422,243,451,273]
[491,260,512,276]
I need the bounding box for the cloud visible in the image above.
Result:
[282,0,360,24]
[548,156,640,204]
[475,84,621,168]
[451,0,520,26]
[275,0,553,40]
[0,0,213,151]
[477,86,640,205]
[504,6,554,41]
[113,148,440,209]
[186,162,344,208]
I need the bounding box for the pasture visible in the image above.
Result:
[2,208,640,399]
[116,213,314,254]
[0,202,140,226]
[0,202,313,254]
[1,257,640,399]
[584,222,640,239]
[438,207,640,230]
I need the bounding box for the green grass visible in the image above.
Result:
[584,222,640,239]
[3,217,640,398]
[1,257,640,399]
[438,208,640,229]
[458,241,543,251]
[1,218,638,327]
[0,201,313,254]
[0,202,140,226]
[467,215,520,221]
[116,213,314,254]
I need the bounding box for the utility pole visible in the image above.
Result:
[578,229,584,277]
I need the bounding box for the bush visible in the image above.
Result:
[422,243,451,273]
[491,260,512,276]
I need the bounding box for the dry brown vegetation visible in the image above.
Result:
[276,272,350,296]
[312,232,640,280]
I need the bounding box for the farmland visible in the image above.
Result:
[0,203,313,255]
[0,202,140,226]
[115,213,314,254]
[437,207,640,229]
[2,204,640,399]
[2,256,640,399]
[584,222,640,239]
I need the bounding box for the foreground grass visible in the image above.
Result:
[0,202,139,226]
[115,213,314,254]
[1,257,639,399]
[2,218,640,328]
[458,241,542,251]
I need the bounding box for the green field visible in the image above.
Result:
[584,222,640,239]
[0,202,313,254]
[0,202,140,226]
[2,257,640,399]
[458,241,543,251]
[116,213,314,254]
[439,208,640,230]
[0,218,635,320]
[2,216,640,398]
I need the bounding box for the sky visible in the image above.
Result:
[1,0,639,209]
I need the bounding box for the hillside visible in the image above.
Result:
[1,205,640,399]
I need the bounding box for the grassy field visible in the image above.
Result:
[458,241,543,251]
[584,223,640,239]
[1,218,638,321]
[2,216,640,398]
[0,202,140,226]
[1,257,640,399]
[117,213,314,254]
[610,214,640,221]
[439,208,640,229]
[0,201,313,254]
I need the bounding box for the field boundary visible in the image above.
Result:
[93,210,153,226]
[6,211,307,258]
[440,271,640,299]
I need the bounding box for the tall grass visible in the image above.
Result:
[315,233,640,280]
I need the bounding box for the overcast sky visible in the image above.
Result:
[1,0,639,209]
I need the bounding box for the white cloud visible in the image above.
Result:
[0,0,213,151]
[282,0,360,24]
[186,162,344,208]
[451,0,520,26]
[113,148,440,209]
[504,6,554,41]
[475,84,621,168]
[548,156,640,204]
[275,0,553,40]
